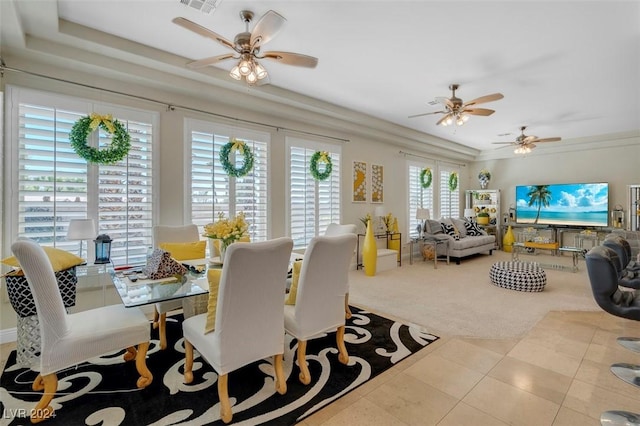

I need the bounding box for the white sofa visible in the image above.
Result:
[424,218,496,264]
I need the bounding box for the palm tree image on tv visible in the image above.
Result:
[515,183,609,227]
[527,185,552,224]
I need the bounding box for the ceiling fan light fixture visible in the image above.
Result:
[456,115,465,126]
[239,58,252,76]
[254,62,268,79]
[229,65,242,80]
[246,71,258,84]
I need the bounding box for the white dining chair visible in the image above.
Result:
[152,224,201,350]
[284,233,357,385]
[324,223,357,318]
[11,239,152,423]
[182,237,293,424]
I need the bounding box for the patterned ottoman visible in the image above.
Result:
[489,261,547,292]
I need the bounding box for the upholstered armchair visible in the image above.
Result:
[11,240,152,423]
[284,234,357,385]
[152,224,202,350]
[182,237,293,424]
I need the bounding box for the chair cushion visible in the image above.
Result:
[2,247,84,274]
[204,269,222,334]
[159,240,206,261]
[285,260,303,305]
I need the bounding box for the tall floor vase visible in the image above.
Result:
[363,219,377,276]
[503,225,515,253]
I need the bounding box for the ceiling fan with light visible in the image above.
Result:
[492,126,562,154]
[173,10,318,85]
[409,84,504,126]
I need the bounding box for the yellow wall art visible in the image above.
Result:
[371,164,383,203]
[352,161,367,203]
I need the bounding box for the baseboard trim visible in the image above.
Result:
[0,327,17,344]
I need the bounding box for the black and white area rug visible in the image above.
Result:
[1,307,438,425]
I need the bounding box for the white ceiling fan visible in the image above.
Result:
[492,126,562,154]
[409,84,504,126]
[173,10,318,85]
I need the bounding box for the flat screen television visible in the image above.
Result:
[515,182,609,227]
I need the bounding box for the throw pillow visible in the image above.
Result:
[159,240,206,261]
[204,268,222,334]
[440,222,461,240]
[2,246,84,273]
[285,260,303,305]
[464,221,485,236]
[451,218,468,238]
[425,219,444,234]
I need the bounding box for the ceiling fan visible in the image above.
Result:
[172,10,318,85]
[492,126,562,154]
[409,84,504,126]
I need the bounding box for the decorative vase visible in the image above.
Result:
[388,218,400,262]
[503,225,515,253]
[219,240,229,262]
[479,175,490,189]
[363,219,377,277]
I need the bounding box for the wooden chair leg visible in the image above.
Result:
[336,325,349,364]
[183,339,194,384]
[124,346,137,361]
[152,306,159,329]
[297,340,311,385]
[345,293,352,319]
[135,342,153,388]
[273,354,287,395]
[30,373,57,424]
[218,373,232,424]
[158,313,167,350]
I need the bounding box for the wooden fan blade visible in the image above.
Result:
[436,114,452,126]
[491,142,515,145]
[523,135,538,142]
[186,53,237,69]
[408,111,446,118]
[462,108,495,116]
[261,51,318,68]
[250,10,286,48]
[532,137,561,143]
[463,93,504,107]
[173,17,236,51]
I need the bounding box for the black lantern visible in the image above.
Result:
[94,234,112,264]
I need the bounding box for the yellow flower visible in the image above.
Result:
[203,212,249,245]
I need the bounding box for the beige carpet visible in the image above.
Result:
[348,249,599,339]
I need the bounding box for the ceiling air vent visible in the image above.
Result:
[178,0,223,15]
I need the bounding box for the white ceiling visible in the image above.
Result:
[2,0,639,156]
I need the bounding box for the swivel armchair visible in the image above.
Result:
[585,245,640,425]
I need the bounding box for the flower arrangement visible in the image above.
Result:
[359,213,372,230]
[203,212,249,247]
[382,213,394,232]
[478,169,491,180]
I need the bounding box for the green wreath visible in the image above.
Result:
[448,172,458,191]
[419,168,432,188]
[310,151,333,181]
[70,113,131,164]
[220,139,254,177]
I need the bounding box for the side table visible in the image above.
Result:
[410,236,450,269]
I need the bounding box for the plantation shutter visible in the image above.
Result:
[188,120,269,242]
[408,163,434,238]
[439,168,460,219]
[288,141,341,249]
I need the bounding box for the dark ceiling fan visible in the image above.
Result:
[409,84,504,126]
[492,126,561,154]
[173,10,318,85]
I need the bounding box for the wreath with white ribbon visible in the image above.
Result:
[70,113,131,164]
[220,139,254,177]
[448,172,458,191]
[310,151,332,181]
[419,168,432,188]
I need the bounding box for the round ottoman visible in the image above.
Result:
[489,261,547,292]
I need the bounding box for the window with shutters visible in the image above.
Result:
[439,167,460,218]
[187,119,269,242]
[6,87,156,266]
[287,137,341,249]
[408,162,434,238]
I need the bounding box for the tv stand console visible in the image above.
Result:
[501,223,617,249]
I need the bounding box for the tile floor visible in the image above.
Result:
[2,310,640,425]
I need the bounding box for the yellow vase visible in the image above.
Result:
[388,218,400,262]
[363,219,377,276]
[503,225,515,253]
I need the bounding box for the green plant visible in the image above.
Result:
[477,211,490,218]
